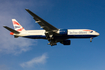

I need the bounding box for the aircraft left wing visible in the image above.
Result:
[25,9,61,46]
[25,9,58,32]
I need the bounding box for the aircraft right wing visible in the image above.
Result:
[25,9,58,32]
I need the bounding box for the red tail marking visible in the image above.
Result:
[13,21,20,25]
[17,27,24,31]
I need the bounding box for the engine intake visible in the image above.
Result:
[58,29,68,35]
[60,40,71,45]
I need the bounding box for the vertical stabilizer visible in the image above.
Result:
[12,19,26,32]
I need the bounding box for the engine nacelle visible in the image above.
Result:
[60,40,71,45]
[58,29,68,35]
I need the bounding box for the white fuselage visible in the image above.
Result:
[14,29,99,39]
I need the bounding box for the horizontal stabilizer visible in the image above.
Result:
[3,26,20,34]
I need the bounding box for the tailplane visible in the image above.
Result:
[3,26,20,34]
[12,19,26,32]
[3,26,20,38]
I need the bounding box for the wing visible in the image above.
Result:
[25,9,61,46]
[25,9,58,31]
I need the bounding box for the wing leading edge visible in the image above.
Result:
[25,9,58,31]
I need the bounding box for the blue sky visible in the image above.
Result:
[0,0,105,70]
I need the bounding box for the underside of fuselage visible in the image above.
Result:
[23,34,97,40]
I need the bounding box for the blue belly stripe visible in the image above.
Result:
[23,35,46,39]
[23,35,97,39]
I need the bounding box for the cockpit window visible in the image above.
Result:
[90,31,93,33]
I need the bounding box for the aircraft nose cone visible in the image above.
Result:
[97,33,100,36]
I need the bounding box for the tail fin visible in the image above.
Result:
[12,19,26,32]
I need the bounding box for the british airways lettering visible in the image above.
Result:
[69,31,87,34]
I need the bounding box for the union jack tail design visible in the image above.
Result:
[12,19,26,32]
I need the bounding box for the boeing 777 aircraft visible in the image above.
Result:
[3,9,99,46]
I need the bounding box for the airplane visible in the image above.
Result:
[3,9,100,46]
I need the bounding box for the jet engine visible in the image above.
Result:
[58,29,68,35]
[60,40,71,45]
